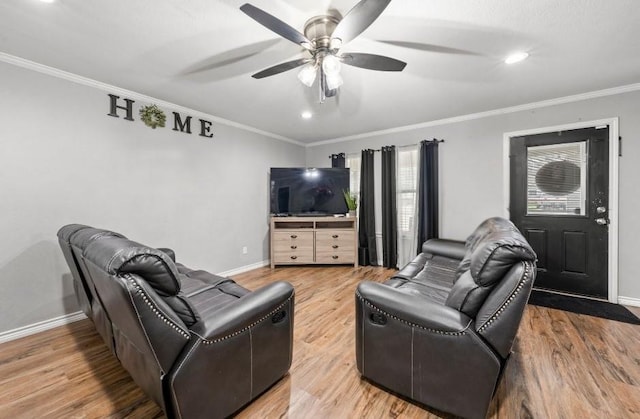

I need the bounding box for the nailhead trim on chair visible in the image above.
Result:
[126,275,191,340]
[355,292,468,336]
[477,262,533,333]
[199,295,294,344]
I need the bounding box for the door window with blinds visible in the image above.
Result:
[526,141,587,216]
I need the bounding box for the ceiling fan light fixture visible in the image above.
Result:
[325,72,343,90]
[298,63,317,87]
[240,2,404,101]
[322,54,341,76]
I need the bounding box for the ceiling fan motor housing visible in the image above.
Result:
[304,15,340,49]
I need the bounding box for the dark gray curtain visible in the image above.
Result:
[358,149,378,266]
[417,140,440,250]
[381,146,397,268]
[330,153,345,168]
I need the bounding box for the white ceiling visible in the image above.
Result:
[1,0,639,144]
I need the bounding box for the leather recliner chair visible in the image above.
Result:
[57,224,294,419]
[355,217,537,419]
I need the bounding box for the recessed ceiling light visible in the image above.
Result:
[301,111,312,119]
[40,0,56,3]
[505,52,529,64]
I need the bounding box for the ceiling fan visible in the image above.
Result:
[240,0,406,102]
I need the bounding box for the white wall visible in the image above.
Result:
[0,61,305,334]
[305,89,640,302]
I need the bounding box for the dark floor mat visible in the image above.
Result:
[527,290,640,324]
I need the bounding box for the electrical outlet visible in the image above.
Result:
[242,246,248,254]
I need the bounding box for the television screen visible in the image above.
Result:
[270,167,350,216]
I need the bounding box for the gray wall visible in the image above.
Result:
[2,55,638,336]
[306,89,640,302]
[0,61,305,334]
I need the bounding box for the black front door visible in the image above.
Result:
[510,126,609,299]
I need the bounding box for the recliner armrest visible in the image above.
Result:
[191,281,294,341]
[168,281,294,418]
[356,281,471,333]
[421,238,466,260]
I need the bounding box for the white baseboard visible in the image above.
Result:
[0,311,87,344]
[218,259,270,277]
[618,296,640,308]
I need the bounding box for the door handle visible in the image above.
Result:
[595,218,609,225]
[596,206,607,214]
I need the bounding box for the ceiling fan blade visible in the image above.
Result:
[251,58,311,79]
[240,4,314,50]
[331,0,391,46]
[341,53,406,71]
[377,40,481,56]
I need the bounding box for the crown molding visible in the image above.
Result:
[4,51,638,149]
[0,52,304,147]
[307,82,640,147]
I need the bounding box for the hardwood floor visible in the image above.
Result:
[1,266,639,418]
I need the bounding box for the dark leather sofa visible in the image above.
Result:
[57,224,294,419]
[355,217,537,419]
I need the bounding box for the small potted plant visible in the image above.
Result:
[343,190,358,217]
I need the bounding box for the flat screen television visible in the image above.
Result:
[270,167,350,216]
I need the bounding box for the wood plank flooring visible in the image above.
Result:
[0,266,639,418]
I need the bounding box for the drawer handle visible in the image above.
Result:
[290,255,297,260]
[291,234,297,239]
[332,245,339,249]
[332,234,339,238]
[291,245,297,249]
[332,255,339,259]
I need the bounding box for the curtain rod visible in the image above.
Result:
[329,139,445,158]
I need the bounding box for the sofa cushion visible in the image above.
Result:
[445,222,536,317]
[455,217,520,281]
[444,271,493,316]
[83,236,202,326]
[69,227,127,250]
[85,237,182,296]
[470,232,536,287]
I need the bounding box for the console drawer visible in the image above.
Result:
[273,231,314,263]
[315,230,355,264]
[315,249,355,264]
[315,230,354,249]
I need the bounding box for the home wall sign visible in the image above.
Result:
[107,94,214,138]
